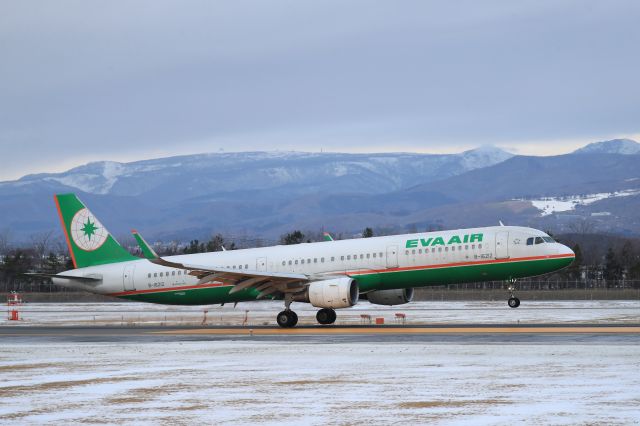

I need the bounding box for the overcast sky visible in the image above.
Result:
[1,1,639,180]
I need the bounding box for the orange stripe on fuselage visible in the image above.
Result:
[346,253,575,276]
[109,282,231,297]
[107,253,574,298]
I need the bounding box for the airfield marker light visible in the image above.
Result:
[7,291,22,321]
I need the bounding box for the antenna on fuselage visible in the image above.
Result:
[499,220,505,226]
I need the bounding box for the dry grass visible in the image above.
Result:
[0,362,60,372]
[399,399,510,409]
[0,376,133,397]
[276,379,348,386]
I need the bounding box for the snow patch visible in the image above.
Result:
[520,189,640,216]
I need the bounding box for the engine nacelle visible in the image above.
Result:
[367,288,414,306]
[295,278,359,309]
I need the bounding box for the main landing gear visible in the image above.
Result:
[507,279,521,308]
[277,296,299,328]
[316,308,337,325]
[275,297,338,328]
[276,310,298,327]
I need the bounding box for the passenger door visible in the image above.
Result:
[386,245,399,268]
[256,257,267,272]
[123,264,136,291]
[495,232,509,259]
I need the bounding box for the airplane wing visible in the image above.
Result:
[132,230,311,298]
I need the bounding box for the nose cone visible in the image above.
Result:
[557,244,575,268]
[560,244,575,257]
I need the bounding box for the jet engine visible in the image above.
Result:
[367,288,414,306]
[294,278,359,309]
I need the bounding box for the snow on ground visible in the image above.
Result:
[0,341,639,425]
[521,189,640,216]
[2,300,639,327]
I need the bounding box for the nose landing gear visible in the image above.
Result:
[507,279,520,308]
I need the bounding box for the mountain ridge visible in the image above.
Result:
[0,140,638,242]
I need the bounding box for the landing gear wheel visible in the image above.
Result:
[276,310,298,327]
[316,308,337,325]
[508,297,521,308]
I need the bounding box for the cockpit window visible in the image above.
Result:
[535,237,544,244]
[542,237,555,243]
[526,237,534,246]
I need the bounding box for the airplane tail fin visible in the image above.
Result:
[54,193,137,268]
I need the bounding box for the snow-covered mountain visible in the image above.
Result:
[573,138,640,155]
[1,140,639,242]
[11,147,514,197]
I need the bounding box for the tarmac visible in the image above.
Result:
[2,323,639,344]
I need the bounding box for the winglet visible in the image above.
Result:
[323,232,334,242]
[131,229,159,260]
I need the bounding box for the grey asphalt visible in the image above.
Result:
[1,324,639,344]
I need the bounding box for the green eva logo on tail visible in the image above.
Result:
[55,193,137,268]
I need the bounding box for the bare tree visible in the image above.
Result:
[568,219,595,235]
[0,228,11,256]
[30,230,54,264]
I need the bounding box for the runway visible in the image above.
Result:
[2,323,639,344]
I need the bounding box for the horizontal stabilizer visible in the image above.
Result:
[24,272,102,282]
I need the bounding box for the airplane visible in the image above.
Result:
[29,193,575,327]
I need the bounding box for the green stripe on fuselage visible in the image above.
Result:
[116,257,572,305]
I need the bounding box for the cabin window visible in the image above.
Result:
[451,246,455,251]
[321,257,325,262]
[329,257,333,262]
[282,261,286,266]
[438,247,442,252]
[233,265,236,269]
[478,244,483,249]
[341,256,345,261]
[465,245,469,250]
[353,254,357,259]
[172,271,176,276]
[347,255,351,260]
[308,258,311,263]
[178,271,181,275]
[445,247,448,252]
[295,260,298,265]
[288,260,292,265]
[472,244,476,249]
[366,253,370,259]
[405,250,409,255]
[301,259,305,264]
[245,264,248,269]
[373,253,377,258]
[411,249,415,255]
[148,273,151,278]
[154,272,157,277]
[314,258,317,263]
[379,252,384,257]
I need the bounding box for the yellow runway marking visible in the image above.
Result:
[152,326,640,336]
